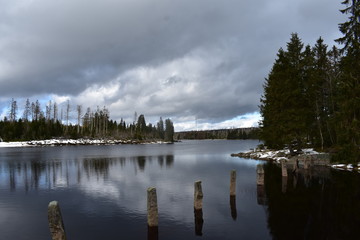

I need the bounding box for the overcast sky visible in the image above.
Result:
[0,0,346,131]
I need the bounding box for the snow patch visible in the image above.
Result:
[0,139,171,148]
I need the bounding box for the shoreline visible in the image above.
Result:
[231,148,360,172]
[0,138,173,148]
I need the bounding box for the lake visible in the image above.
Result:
[0,140,359,240]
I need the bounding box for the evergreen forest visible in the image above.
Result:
[260,0,360,163]
[0,99,175,142]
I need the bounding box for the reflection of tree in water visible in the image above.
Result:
[133,155,174,171]
[2,154,175,190]
[83,158,111,178]
[158,156,164,167]
[119,157,126,168]
[5,159,47,191]
[8,162,16,191]
[263,162,360,240]
[165,155,174,167]
[137,156,146,171]
[30,160,46,189]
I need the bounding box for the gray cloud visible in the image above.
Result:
[0,0,345,129]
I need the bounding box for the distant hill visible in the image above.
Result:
[174,127,259,140]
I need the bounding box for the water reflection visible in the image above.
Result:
[2,140,359,240]
[229,195,237,220]
[257,184,267,205]
[83,158,112,177]
[136,156,146,171]
[165,155,174,167]
[194,209,204,236]
[281,176,287,193]
[0,154,175,191]
[147,226,158,240]
[262,162,360,240]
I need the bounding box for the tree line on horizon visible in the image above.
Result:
[174,127,259,140]
[0,99,174,142]
[260,0,360,163]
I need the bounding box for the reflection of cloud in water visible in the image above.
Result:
[0,141,265,233]
[0,154,260,226]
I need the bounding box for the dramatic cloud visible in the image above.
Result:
[0,0,345,130]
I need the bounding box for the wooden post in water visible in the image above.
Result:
[48,201,67,240]
[256,164,264,185]
[194,181,203,210]
[230,170,236,196]
[147,187,158,227]
[229,170,237,220]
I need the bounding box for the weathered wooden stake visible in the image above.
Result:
[230,170,236,196]
[48,201,67,240]
[281,159,288,177]
[256,164,264,185]
[194,181,203,210]
[147,187,158,227]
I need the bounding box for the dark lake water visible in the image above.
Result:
[0,140,359,240]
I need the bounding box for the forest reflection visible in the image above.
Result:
[0,155,175,191]
[259,162,360,240]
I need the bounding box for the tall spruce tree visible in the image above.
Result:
[334,0,360,161]
[260,48,289,148]
[260,33,310,151]
[164,118,174,142]
[310,38,335,149]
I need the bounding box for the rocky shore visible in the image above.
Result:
[231,148,360,172]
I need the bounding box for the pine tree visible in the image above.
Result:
[308,38,335,149]
[260,48,289,148]
[336,0,360,56]
[334,0,360,161]
[164,118,174,142]
[260,34,310,151]
[136,114,146,139]
[157,117,165,139]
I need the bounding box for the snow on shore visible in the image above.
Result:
[232,148,360,172]
[231,148,320,162]
[0,139,171,148]
[0,141,30,147]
